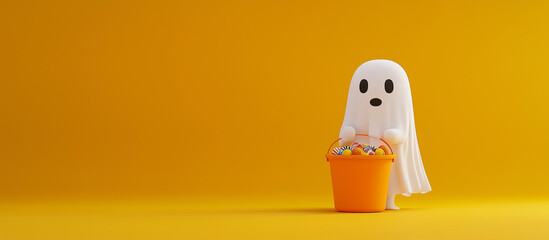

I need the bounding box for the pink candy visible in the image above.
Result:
[350,142,363,150]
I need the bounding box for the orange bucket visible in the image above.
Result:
[325,134,395,213]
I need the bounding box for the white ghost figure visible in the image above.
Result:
[339,60,431,210]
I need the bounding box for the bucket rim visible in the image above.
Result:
[325,154,396,161]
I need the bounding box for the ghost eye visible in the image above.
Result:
[359,79,368,93]
[385,79,394,93]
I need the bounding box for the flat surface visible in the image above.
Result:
[2,197,548,240]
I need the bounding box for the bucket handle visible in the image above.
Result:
[326,134,395,156]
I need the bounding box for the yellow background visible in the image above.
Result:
[1,0,549,239]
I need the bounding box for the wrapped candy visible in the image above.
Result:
[341,149,352,155]
[375,148,385,155]
[339,146,351,155]
[352,147,364,155]
[379,145,391,155]
[350,142,363,150]
[363,144,377,152]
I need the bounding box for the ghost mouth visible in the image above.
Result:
[370,98,382,107]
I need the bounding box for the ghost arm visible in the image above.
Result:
[383,128,405,145]
[339,126,355,145]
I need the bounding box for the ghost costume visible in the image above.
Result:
[339,60,431,209]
